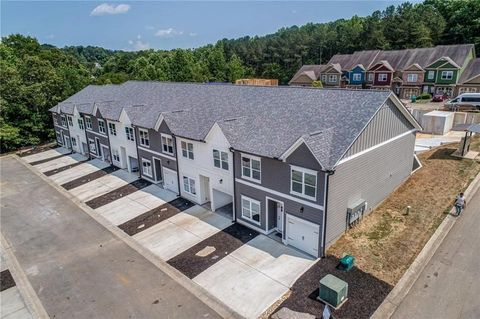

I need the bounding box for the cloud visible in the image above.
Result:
[90,3,130,16]
[188,32,197,37]
[155,28,183,38]
[129,39,150,51]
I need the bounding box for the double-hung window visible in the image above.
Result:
[142,159,152,177]
[241,195,260,225]
[112,149,120,162]
[67,116,73,127]
[60,115,67,127]
[378,73,388,82]
[181,141,194,159]
[89,139,96,154]
[98,120,106,134]
[125,127,134,141]
[441,71,453,80]
[108,122,117,136]
[407,74,418,82]
[368,73,374,82]
[85,117,92,130]
[78,118,85,130]
[353,73,362,81]
[161,134,174,155]
[71,137,77,147]
[427,70,435,80]
[241,154,261,182]
[329,74,337,83]
[183,176,196,195]
[290,166,317,200]
[321,75,327,82]
[213,149,229,170]
[139,129,150,147]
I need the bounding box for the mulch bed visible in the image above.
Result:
[16,143,57,157]
[61,166,119,190]
[167,223,258,279]
[118,197,195,236]
[85,179,152,209]
[29,153,70,166]
[272,255,393,319]
[43,160,89,176]
[0,270,16,292]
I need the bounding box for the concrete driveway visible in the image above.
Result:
[48,159,110,185]
[34,153,87,172]
[21,147,71,163]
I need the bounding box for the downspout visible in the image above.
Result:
[106,119,114,166]
[321,169,335,257]
[230,147,236,222]
[81,114,91,160]
[132,126,143,180]
[173,135,181,197]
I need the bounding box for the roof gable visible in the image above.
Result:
[426,56,460,69]
[403,63,424,72]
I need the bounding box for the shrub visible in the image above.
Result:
[419,93,432,100]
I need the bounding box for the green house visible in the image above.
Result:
[424,57,460,85]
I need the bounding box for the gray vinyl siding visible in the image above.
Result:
[137,148,177,172]
[343,100,415,158]
[52,113,71,146]
[82,113,110,157]
[325,131,416,247]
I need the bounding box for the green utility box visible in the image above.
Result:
[317,274,348,309]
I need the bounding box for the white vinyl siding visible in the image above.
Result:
[241,195,261,225]
[98,120,106,134]
[139,129,150,147]
[213,149,229,170]
[290,166,317,200]
[181,141,194,159]
[142,159,152,177]
[241,154,261,182]
[183,176,196,195]
[108,122,117,136]
[161,134,174,155]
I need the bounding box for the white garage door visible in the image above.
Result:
[286,215,319,257]
[163,168,179,194]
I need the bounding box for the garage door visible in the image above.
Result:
[163,168,179,194]
[286,215,319,257]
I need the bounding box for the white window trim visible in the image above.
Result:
[328,74,337,82]
[108,122,117,136]
[88,138,96,154]
[241,195,261,226]
[378,73,388,82]
[407,74,418,82]
[98,119,107,134]
[181,141,194,160]
[353,73,361,81]
[183,175,196,195]
[67,116,73,127]
[112,148,120,163]
[427,70,435,80]
[290,165,317,201]
[78,118,85,130]
[213,149,229,171]
[240,153,261,183]
[139,128,150,148]
[441,70,453,80]
[142,158,153,177]
[125,126,135,141]
[161,133,174,155]
[85,116,93,130]
[60,115,67,128]
[368,73,374,81]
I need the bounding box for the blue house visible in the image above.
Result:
[348,64,366,86]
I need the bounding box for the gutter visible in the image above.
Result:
[229,147,236,222]
[172,135,181,197]
[321,169,335,257]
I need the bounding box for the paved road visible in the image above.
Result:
[0,156,221,319]
[392,187,480,319]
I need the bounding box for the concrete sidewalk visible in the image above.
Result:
[0,156,222,319]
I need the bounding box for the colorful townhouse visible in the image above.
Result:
[291,44,476,99]
[50,82,421,257]
[455,58,480,95]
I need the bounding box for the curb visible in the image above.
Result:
[11,155,244,319]
[0,233,50,319]
[371,172,480,319]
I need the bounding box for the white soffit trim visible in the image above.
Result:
[154,113,165,131]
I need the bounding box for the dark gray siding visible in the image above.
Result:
[137,148,177,172]
[343,100,415,158]
[52,113,70,145]
[135,121,176,157]
[82,113,109,157]
[325,131,416,247]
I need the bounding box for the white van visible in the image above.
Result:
[445,93,480,110]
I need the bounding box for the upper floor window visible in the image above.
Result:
[427,70,435,80]
[352,73,362,81]
[441,71,453,80]
[78,118,85,130]
[290,166,317,200]
[161,134,174,155]
[213,149,229,170]
[329,74,337,82]
[125,126,134,141]
[98,120,106,134]
[60,115,67,127]
[108,122,117,136]
[241,154,261,182]
[139,129,150,147]
[85,117,92,130]
[181,141,194,160]
[407,74,418,82]
[368,73,374,82]
[378,73,388,82]
[67,116,73,127]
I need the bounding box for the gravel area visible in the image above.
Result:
[43,160,89,176]
[85,179,151,209]
[118,197,195,236]
[16,143,56,157]
[167,223,257,279]
[0,269,16,291]
[272,256,392,319]
[29,153,70,166]
[61,166,119,190]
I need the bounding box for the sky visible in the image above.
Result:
[1,1,421,51]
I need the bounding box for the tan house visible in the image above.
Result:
[400,63,425,99]
[288,65,325,86]
[455,58,480,95]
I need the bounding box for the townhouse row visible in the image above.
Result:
[50,81,422,257]
[289,44,480,99]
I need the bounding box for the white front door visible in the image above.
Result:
[276,203,284,233]
[286,215,319,257]
[64,136,71,149]
[163,168,179,194]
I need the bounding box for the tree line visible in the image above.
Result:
[1,0,479,151]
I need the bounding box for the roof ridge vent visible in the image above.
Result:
[223,115,246,122]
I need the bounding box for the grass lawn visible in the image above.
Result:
[329,135,480,286]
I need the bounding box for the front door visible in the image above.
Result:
[153,158,162,182]
[275,202,284,233]
[64,136,71,149]
[95,138,102,157]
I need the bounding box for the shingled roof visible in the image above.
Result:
[458,58,480,83]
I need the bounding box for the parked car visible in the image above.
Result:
[445,93,480,111]
[432,93,446,102]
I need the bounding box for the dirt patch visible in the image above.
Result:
[118,197,195,236]
[15,142,56,157]
[167,223,257,279]
[272,256,392,319]
[329,139,480,286]
[61,165,119,190]
[0,269,16,291]
[29,153,70,166]
[85,179,151,209]
[43,160,89,176]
